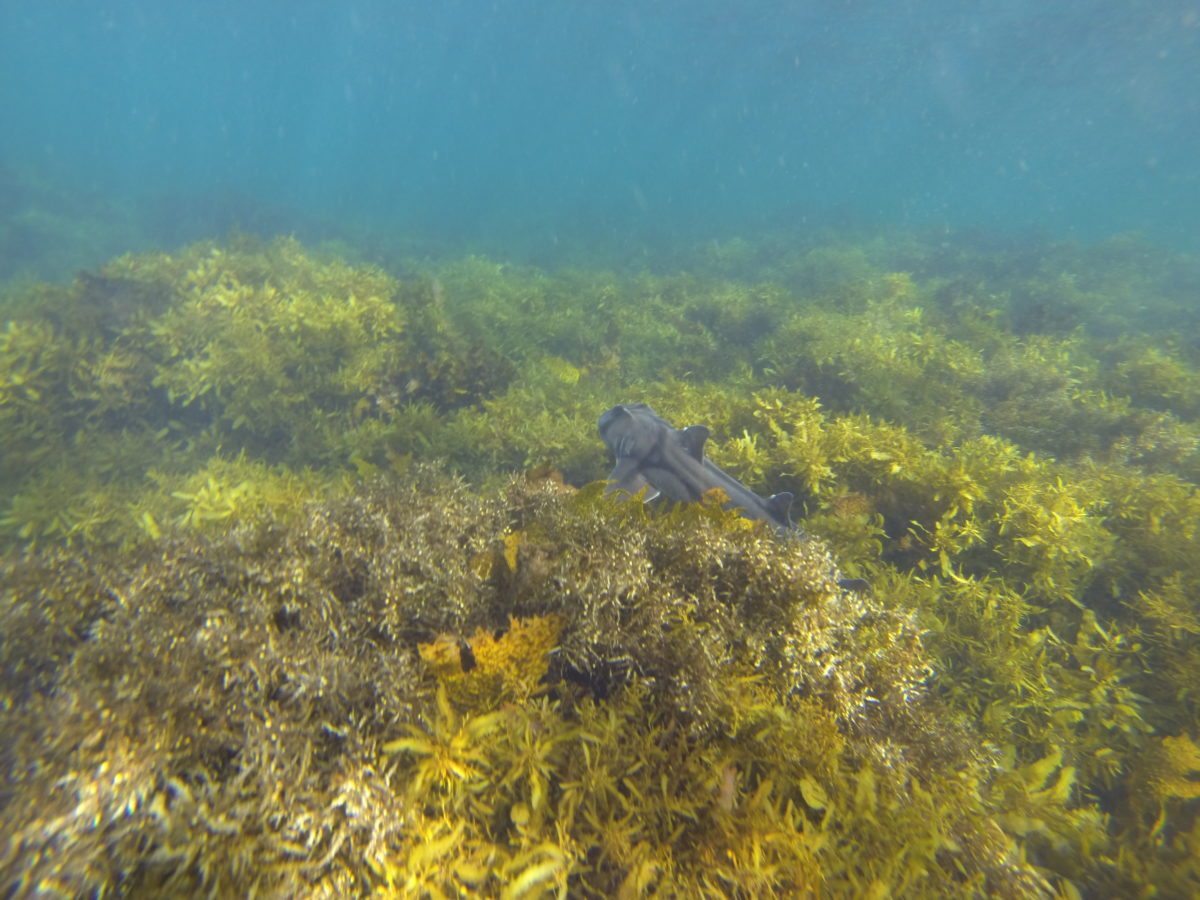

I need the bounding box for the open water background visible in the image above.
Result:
[2,1,1199,265]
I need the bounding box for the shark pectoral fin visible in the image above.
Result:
[638,483,662,502]
[619,474,661,502]
[678,425,710,461]
[766,491,794,525]
[606,460,661,501]
[605,458,640,493]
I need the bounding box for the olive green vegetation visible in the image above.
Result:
[1,234,1199,896]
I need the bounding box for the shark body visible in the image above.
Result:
[598,403,795,531]
[598,402,871,593]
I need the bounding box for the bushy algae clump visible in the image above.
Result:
[3,469,1052,897]
[2,232,1200,894]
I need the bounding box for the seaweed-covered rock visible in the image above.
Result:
[3,232,1200,895]
[0,470,1046,897]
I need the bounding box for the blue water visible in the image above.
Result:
[2,1,1199,262]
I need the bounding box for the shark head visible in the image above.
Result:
[598,403,664,462]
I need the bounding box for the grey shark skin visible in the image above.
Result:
[599,403,872,593]
[598,402,795,531]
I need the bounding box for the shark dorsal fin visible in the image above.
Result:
[678,425,710,461]
[766,491,794,525]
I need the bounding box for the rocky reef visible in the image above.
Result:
[2,234,1198,895]
[3,470,1048,896]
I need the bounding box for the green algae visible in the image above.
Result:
[1,233,1199,895]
